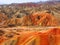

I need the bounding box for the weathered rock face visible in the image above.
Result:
[0,12,59,28]
[0,1,60,27]
[0,27,60,45]
[0,13,8,27]
[30,12,59,26]
[0,1,60,45]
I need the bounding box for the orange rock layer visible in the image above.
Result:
[0,27,60,45]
